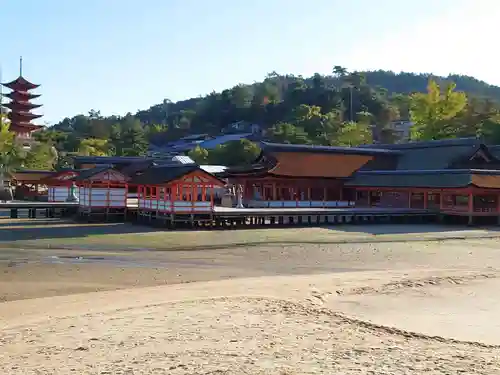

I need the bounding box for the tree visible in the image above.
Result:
[187,146,209,164]
[270,122,311,144]
[410,79,467,140]
[332,65,348,78]
[77,138,111,156]
[23,143,57,170]
[334,120,373,147]
[118,127,148,156]
[374,105,399,143]
[207,139,260,166]
[478,114,500,143]
[0,122,22,191]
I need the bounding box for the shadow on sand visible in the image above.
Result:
[0,219,159,242]
[327,223,500,235]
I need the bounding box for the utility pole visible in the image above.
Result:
[349,85,354,122]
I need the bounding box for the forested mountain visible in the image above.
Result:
[3,67,500,170]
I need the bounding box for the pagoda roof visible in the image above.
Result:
[8,123,43,131]
[8,112,43,120]
[3,91,41,100]
[1,76,40,91]
[3,102,42,110]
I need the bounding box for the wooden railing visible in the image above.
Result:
[473,207,498,213]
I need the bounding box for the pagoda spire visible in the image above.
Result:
[19,56,23,77]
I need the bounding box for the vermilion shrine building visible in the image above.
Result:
[223,138,500,222]
[222,142,393,208]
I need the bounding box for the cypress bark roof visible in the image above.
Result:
[130,164,225,185]
[360,138,482,171]
[74,166,114,181]
[260,142,399,155]
[346,169,500,188]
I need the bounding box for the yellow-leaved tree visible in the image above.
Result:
[77,138,111,156]
[410,79,467,140]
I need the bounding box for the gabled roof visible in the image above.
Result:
[361,138,482,170]
[74,166,116,181]
[39,169,80,183]
[448,143,500,167]
[119,161,155,177]
[259,142,398,156]
[130,164,211,185]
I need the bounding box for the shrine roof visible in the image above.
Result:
[1,76,40,90]
[74,166,116,181]
[359,137,483,171]
[130,164,226,185]
[260,142,398,155]
[346,168,500,188]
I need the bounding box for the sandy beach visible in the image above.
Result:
[1,219,500,374]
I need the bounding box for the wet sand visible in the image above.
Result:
[2,234,500,302]
[2,221,500,373]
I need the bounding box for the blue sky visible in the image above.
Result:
[1,0,497,124]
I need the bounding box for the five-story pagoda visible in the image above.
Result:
[1,58,43,139]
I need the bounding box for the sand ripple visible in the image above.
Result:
[1,296,499,375]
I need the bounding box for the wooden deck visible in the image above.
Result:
[0,200,475,227]
[0,201,79,209]
[213,206,431,218]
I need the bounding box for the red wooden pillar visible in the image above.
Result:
[201,184,206,202]
[423,191,428,209]
[191,180,195,211]
[468,192,474,213]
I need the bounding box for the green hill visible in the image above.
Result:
[31,68,500,167]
